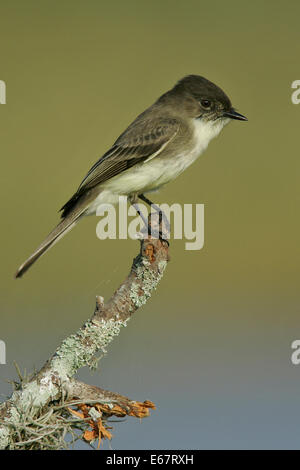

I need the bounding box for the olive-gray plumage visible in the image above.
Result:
[15,75,247,278]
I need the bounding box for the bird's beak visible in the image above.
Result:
[223,108,248,121]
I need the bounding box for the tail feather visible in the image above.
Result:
[15,212,84,278]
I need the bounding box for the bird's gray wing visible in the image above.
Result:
[60,117,180,217]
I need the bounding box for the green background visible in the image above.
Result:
[1,0,299,449]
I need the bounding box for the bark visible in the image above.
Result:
[0,213,169,449]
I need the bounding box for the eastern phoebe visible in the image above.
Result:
[15,75,247,278]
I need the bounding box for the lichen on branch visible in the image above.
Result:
[0,213,169,449]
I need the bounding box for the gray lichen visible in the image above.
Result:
[130,257,167,309]
[51,317,129,378]
[0,236,168,449]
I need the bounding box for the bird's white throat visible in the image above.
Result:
[149,116,229,186]
[192,116,229,155]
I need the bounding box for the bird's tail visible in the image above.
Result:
[15,210,85,279]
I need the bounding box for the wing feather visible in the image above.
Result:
[60,117,179,217]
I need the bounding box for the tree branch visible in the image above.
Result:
[0,213,169,449]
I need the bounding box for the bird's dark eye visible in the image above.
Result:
[200,99,211,109]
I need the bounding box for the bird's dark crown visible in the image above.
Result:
[172,75,232,109]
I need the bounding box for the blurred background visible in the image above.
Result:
[1,0,300,449]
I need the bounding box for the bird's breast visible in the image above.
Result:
[141,117,226,188]
[86,118,227,214]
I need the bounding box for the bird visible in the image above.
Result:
[15,74,247,278]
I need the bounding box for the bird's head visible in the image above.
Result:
[165,74,247,124]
